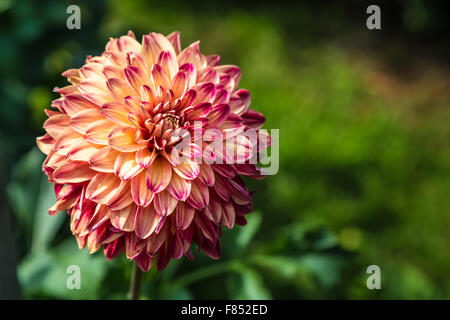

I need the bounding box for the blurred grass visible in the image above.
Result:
[1,0,450,299]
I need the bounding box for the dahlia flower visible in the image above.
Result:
[36,31,269,271]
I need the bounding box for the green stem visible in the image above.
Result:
[129,263,142,300]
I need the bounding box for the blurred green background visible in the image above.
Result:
[1,0,449,299]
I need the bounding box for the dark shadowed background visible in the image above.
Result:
[1,0,449,299]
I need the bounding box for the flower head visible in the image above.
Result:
[36,31,269,271]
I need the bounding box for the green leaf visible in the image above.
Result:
[235,211,262,250]
[7,147,44,237]
[296,254,345,288]
[251,255,308,279]
[230,263,271,300]
[18,239,109,299]
[252,253,345,289]
[7,146,65,253]
[31,173,65,253]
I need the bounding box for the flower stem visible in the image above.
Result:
[129,263,142,300]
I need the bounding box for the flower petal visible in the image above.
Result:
[106,78,134,100]
[213,65,241,90]
[241,109,265,129]
[206,55,220,67]
[48,185,80,215]
[178,41,207,72]
[134,205,161,239]
[89,146,119,173]
[106,33,141,53]
[114,152,144,181]
[179,63,197,88]
[85,119,115,145]
[131,171,154,207]
[167,172,191,201]
[174,201,195,230]
[135,148,156,168]
[179,143,203,161]
[221,200,235,229]
[212,164,236,178]
[193,212,216,242]
[199,68,219,83]
[142,33,176,66]
[135,252,154,272]
[101,101,133,127]
[208,103,230,126]
[86,173,122,204]
[146,156,172,193]
[107,180,134,210]
[78,80,111,106]
[62,68,81,84]
[187,179,209,210]
[108,127,144,152]
[54,161,96,183]
[229,89,251,115]
[44,114,70,138]
[151,63,170,91]
[102,65,123,79]
[213,88,230,104]
[124,65,145,94]
[157,50,179,80]
[70,109,103,134]
[173,160,200,180]
[208,192,223,223]
[54,128,83,155]
[62,94,98,117]
[213,174,231,201]
[224,135,253,163]
[191,82,215,105]
[154,190,178,216]
[183,102,211,121]
[36,134,54,155]
[199,164,215,186]
[86,224,107,254]
[67,142,102,161]
[171,71,187,98]
[166,31,181,54]
[54,84,78,95]
[110,203,137,232]
[127,51,148,75]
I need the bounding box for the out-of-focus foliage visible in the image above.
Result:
[1,0,450,299]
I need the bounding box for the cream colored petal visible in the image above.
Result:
[110,203,137,232]
[43,114,70,138]
[131,171,154,207]
[85,119,116,145]
[86,173,122,204]
[70,108,103,134]
[54,161,96,183]
[89,146,119,173]
[134,205,161,239]
[108,127,144,152]
[114,152,144,181]
[145,156,172,193]
[141,32,176,66]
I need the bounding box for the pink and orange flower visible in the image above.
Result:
[36,31,269,271]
